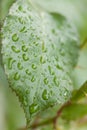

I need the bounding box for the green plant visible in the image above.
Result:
[0,0,87,130]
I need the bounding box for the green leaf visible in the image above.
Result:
[71,81,87,102]
[1,0,79,125]
[61,103,87,121]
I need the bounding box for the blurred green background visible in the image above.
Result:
[0,0,87,130]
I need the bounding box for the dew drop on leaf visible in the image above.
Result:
[14,72,20,80]
[40,56,46,64]
[8,58,15,69]
[26,89,30,94]
[22,54,29,61]
[33,42,38,46]
[56,64,63,70]
[29,103,39,114]
[53,76,59,86]
[18,17,25,24]
[32,64,37,69]
[26,69,31,75]
[22,45,28,52]
[23,97,27,106]
[31,76,35,82]
[17,62,23,70]
[11,46,20,53]
[44,78,49,85]
[12,33,19,42]
[42,89,48,100]
[48,65,54,75]
[20,26,26,32]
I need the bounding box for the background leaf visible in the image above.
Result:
[61,103,87,121]
[71,81,87,102]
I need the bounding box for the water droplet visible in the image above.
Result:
[44,78,48,85]
[56,64,63,70]
[32,64,37,69]
[33,42,38,46]
[14,72,20,80]
[31,76,35,82]
[26,89,30,94]
[17,62,23,70]
[11,46,20,53]
[63,88,69,100]
[12,34,19,42]
[23,97,27,106]
[42,42,46,52]
[53,76,59,86]
[22,45,28,52]
[29,103,39,114]
[26,69,31,75]
[8,58,15,69]
[18,18,25,24]
[20,26,26,32]
[64,92,67,96]
[42,89,48,100]
[31,33,34,37]
[22,54,29,61]
[40,56,46,64]
[60,49,65,56]
[48,66,54,75]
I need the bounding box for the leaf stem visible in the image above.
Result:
[80,38,87,49]
[18,101,71,130]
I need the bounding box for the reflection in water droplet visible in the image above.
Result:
[8,58,15,69]
[63,88,69,100]
[26,69,31,75]
[64,92,67,96]
[11,46,20,53]
[44,78,48,85]
[42,89,48,100]
[40,56,45,64]
[14,72,20,80]
[31,76,35,82]
[17,62,23,70]
[32,64,37,69]
[22,45,28,52]
[29,103,39,114]
[53,76,59,86]
[12,34,19,42]
[22,54,29,61]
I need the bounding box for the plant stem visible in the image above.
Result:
[80,38,87,49]
[53,101,71,129]
[18,101,71,130]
